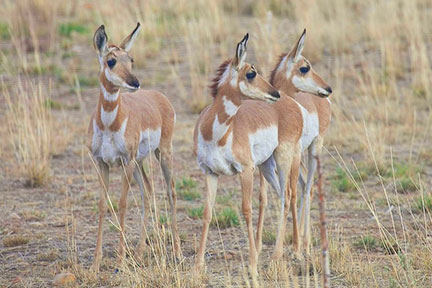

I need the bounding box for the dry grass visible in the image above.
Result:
[5,79,53,187]
[0,0,431,287]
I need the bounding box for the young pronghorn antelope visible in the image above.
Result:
[193,33,307,280]
[88,23,181,272]
[265,29,332,253]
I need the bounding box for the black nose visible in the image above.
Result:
[326,86,332,94]
[270,90,280,98]
[129,79,140,89]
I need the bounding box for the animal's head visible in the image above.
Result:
[212,33,280,103]
[93,23,140,92]
[271,29,332,97]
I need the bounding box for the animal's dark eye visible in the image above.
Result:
[107,58,116,69]
[246,70,256,80]
[299,66,310,74]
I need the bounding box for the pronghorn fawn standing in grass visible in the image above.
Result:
[193,33,307,280]
[265,29,332,253]
[88,23,181,272]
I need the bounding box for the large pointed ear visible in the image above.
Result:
[119,22,141,52]
[233,33,249,70]
[93,25,108,56]
[288,29,306,62]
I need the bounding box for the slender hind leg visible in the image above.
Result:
[255,171,267,256]
[256,156,280,255]
[118,162,135,263]
[240,166,259,282]
[303,138,323,253]
[158,146,182,259]
[133,160,154,256]
[272,144,294,260]
[194,174,218,272]
[298,167,306,239]
[91,161,109,273]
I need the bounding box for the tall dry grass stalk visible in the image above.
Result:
[5,79,53,187]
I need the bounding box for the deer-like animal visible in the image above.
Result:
[193,33,308,280]
[265,29,332,253]
[88,23,181,272]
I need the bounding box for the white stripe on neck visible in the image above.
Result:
[101,84,119,102]
[101,105,119,128]
[222,95,239,117]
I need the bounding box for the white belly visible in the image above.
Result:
[298,105,319,152]
[249,126,278,166]
[136,128,161,161]
[91,118,129,165]
[197,130,241,176]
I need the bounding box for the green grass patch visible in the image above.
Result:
[0,23,10,40]
[331,167,356,192]
[45,99,62,110]
[262,229,276,245]
[59,23,89,37]
[159,214,169,225]
[216,190,235,205]
[353,235,379,250]
[78,75,99,87]
[176,177,200,201]
[415,193,432,213]
[211,207,239,229]
[187,206,203,219]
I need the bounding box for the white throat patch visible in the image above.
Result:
[101,84,119,102]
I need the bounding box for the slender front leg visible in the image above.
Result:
[194,174,218,272]
[290,150,301,255]
[159,147,182,259]
[91,161,109,273]
[256,170,268,255]
[118,162,135,263]
[240,166,259,280]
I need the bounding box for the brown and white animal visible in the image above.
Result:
[88,23,181,272]
[193,33,306,280]
[267,29,332,252]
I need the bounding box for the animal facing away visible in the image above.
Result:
[88,23,181,273]
[193,33,307,282]
[268,29,332,253]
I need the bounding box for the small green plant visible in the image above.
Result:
[176,177,200,201]
[159,214,169,225]
[415,193,432,212]
[0,23,10,40]
[381,238,402,255]
[353,235,378,250]
[331,167,355,192]
[262,229,276,245]
[216,190,235,205]
[109,223,119,232]
[187,206,204,219]
[211,207,239,229]
[59,23,89,37]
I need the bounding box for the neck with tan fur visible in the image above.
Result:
[96,73,124,131]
